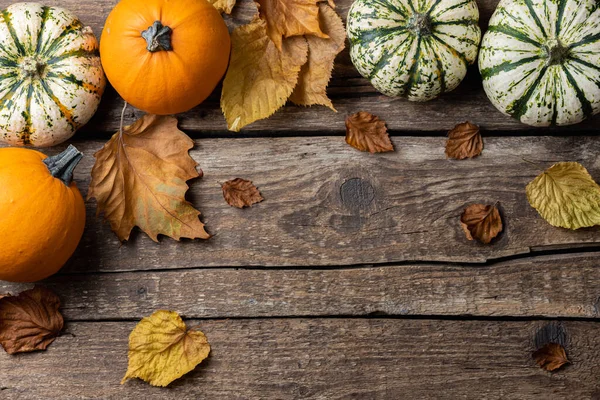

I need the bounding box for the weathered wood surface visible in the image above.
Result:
[29,136,598,271]
[0,319,598,399]
[2,252,599,320]
[8,0,599,133]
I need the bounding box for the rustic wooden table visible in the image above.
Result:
[1,0,600,398]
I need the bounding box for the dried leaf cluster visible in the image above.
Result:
[221,0,345,131]
[533,343,570,372]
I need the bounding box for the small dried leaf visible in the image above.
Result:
[533,343,570,371]
[122,310,210,387]
[460,203,503,244]
[221,18,309,132]
[0,286,64,354]
[88,114,210,242]
[256,0,328,50]
[289,4,346,111]
[222,178,264,208]
[345,112,394,153]
[446,122,483,160]
[208,0,237,14]
[526,162,600,230]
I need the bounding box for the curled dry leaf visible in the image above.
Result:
[256,0,328,50]
[533,343,570,372]
[345,112,394,153]
[122,310,210,387]
[221,18,309,132]
[289,4,346,111]
[222,178,265,208]
[0,286,64,354]
[526,162,600,230]
[445,121,483,160]
[88,114,210,242]
[208,0,237,14]
[460,203,503,244]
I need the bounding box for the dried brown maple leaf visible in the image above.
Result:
[222,178,264,208]
[221,17,308,132]
[446,122,483,160]
[533,343,570,371]
[256,0,328,50]
[345,112,394,153]
[289,4,345,111]
[460,203,503,244]
[208,0,237,13]
[0,286,64,354]
[88,114,210,242]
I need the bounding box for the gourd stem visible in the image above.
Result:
[142,21,173,52]
[408,13,432,36]
[43,145,83,186]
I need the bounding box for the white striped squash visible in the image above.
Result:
[0,3,105,147]
[479,0,600,127]
[347,0,481,101]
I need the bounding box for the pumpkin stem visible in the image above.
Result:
[544,39,569,66]
[408,13,432,36]
[43,145,84,186]
[20,56,46,79]
[142,21,173,52]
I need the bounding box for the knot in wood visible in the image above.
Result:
[340,178,375,212]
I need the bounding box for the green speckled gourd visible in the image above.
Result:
[0,2,105,147]
[347,0,481,101]
[479,0,600,127]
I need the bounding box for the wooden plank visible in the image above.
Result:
[0,319,598,399]
[2,253,599,320]
[6,0,598,133]
[32,136,600,271]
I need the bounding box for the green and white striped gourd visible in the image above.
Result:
[0,3,105,147]
[347,0,481,101]
[479,0,600,126]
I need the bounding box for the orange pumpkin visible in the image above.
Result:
[0,146,86,282]
[100,0,231,115]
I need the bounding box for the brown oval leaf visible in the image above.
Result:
[345,112,394,153]
[222,178,264,208]
[533,343,570,372]
[87,114,210,242]
[460,203,503,244]
[0,286,64,354]
[446,121,483,160]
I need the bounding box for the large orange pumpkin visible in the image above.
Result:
[100,0,231,115]
[0,146,86,282]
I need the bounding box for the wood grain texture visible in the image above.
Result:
[3,0,598,133]
[0,319,598,399]
[1,253,599,320]
[28,136,600,271]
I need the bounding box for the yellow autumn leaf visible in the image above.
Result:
[221,17,308,132]
[290,4,345,111]
[88,114,210,242]
[256,0,328,50]
[208,0,237,14]
[526,162,600,229]
[122,310,210,387]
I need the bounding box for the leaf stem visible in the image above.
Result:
[119,100,128,137]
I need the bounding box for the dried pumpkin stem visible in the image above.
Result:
[43,145,83,186]
[141,21,173,52]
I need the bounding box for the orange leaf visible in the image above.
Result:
[533,343,570,372]
[345,112,394,153]
[0,286,64,354]
[256,0,328,50]
[290,4,345,111]
[446,122,483,160]
[222,178,264,208]
[460,203,503,244]
[88,114,210,242]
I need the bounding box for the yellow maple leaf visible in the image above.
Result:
[221,17,308,132]
[290,4,345,111]
[256,0,328,50]
[88,114,210,241]
[208,0,237,14]
[526,162,600,229]
[122,310,210,387]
